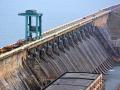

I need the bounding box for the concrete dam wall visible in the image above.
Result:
[0,5,120,90]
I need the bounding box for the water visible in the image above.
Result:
[0,23,116,90]
[105,64,120,90]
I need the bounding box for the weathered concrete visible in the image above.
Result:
[0,51,26,78]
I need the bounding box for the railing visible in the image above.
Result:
[0,8,112,60]
[42,10,111,37]
[23,10,111,49]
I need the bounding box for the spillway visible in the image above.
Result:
[0,4,120,90]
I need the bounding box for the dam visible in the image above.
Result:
[0,4,120,90]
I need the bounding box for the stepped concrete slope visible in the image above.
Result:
[0,4,120,90]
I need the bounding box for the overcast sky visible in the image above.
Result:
[0,0,120,47]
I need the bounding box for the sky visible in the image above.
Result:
[0,0,120,47]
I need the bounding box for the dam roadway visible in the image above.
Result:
[0,4,120,90]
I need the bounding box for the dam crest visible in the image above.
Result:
[0,4,120,90]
